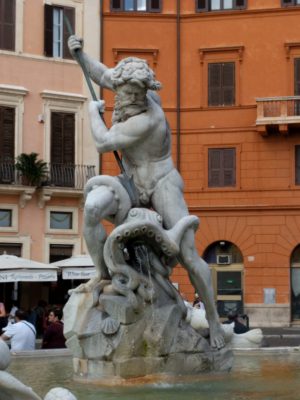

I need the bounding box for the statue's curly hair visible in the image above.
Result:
[111,57,162,91]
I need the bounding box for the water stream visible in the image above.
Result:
[7,350,300,399]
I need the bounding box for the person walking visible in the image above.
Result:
[1,309,36,351]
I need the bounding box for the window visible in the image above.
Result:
[295,146,300,185]
[0,106,15,183]
[294,59,300,115]
[208,62,235,106]
[51,112,75,187]
[49,244,73,263]
[197,0,246,11]
[208,148,236,187]
[282,0,300,6]
[0,205,18,231]
[0,243,21,256]
[0,0,15,51]
[50,211,73,230]
[47,206,78,234]
[0,209,12,227]
[44,5,74,59]
[111,0,161,12]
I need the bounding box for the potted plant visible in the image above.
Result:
[15,152,48,186]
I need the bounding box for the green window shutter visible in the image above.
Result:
[208,149,222,187]
[0,0,15,51]
[223,148,236,186]
[0,106,15,161]
[62,113,75,164]
[51,112,75,164]
[295,146,300,185]
[63,7,75,59]
[51,112,64,164]
[222,62,235,106]
[208,148,236,187]
[294,59,300,95]
[44,4,53,57]
[208,63,222,106]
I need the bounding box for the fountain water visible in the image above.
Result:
[6,349,300,400]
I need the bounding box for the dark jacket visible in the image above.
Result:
[41,321,66,349]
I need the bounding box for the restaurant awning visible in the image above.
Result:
[0,255,58,282]
[51,254,96,280]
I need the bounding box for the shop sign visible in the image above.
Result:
[62,268,96,280]
[0,270,57,282]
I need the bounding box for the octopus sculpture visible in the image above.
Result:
[103,207,199,313]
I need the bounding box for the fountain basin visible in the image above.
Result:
[6,347,300,400]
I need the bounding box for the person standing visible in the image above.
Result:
[42,308,66,349]
[0,302,8,334]
[1,309,36,351]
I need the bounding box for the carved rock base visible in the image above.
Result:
[64,289,233,382]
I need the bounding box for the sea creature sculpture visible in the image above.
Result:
[103,207,199,312]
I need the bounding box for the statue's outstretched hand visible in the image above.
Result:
[68,35,83,57]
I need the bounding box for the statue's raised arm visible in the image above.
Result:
[68,35,114,91]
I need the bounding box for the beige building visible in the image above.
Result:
[0,0,100,309]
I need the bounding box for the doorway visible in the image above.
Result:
[203,240,244,318]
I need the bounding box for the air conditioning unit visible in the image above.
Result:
[216,254,232,265]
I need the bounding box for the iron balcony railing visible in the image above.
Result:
[256,96,300,126]
[0,162,96,190]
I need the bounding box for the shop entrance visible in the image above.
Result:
[203,241,244,318]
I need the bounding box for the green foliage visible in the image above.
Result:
[15,152,48,186]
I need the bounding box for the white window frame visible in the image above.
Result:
[46,205,78,234]
[40,90,86,165]
[44,237,81,263]
[0,236,31,258]
[44,0,83,43]
[0,204,18,232]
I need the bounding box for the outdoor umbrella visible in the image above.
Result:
[0,254,58,282]
[51,254,95,280]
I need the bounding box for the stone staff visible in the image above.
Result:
[63,14,139,206]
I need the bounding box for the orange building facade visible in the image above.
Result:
[101,0,300,327]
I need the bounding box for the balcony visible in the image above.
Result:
[0,162,96,208]
[256,96,300,136]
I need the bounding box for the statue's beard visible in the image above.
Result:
[112,98,148,124]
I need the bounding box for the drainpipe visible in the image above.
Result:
[176,0,181,172]
[99,0,103,174]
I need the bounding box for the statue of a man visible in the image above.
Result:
[68,36,225,349]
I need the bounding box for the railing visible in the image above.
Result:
[256,96,300,125]
[44,163,96,189]
[0,162,96,190]
[0,162,19,184]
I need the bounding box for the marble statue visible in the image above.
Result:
[0,339,77,400]
[185,305,263,349]
[63,36,233,381]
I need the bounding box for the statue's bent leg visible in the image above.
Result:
[79,185,119,292]
[178,229,225,350]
